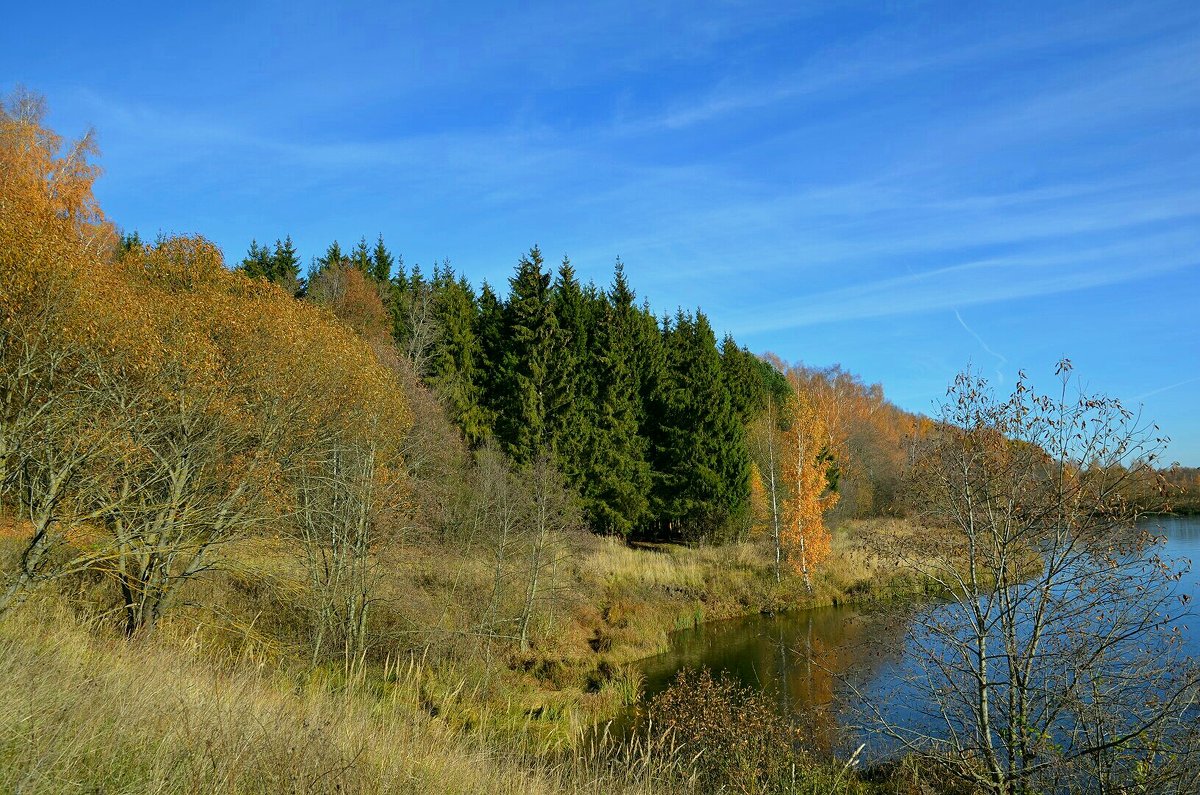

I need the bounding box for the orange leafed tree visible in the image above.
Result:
[0,90,414,639]
[779,387,838,590]
[783,361,916,518]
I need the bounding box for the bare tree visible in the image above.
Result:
[394,279,440,379]
[469,447,581,654]
[293,422,400,673]
[863,361,1198,794]
[517,454,580,652]
[474,443,522,645]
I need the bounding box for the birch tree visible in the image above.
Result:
[779,386,837,591]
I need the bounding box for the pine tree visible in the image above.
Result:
[316,240,345,272]
[721,335,768,425]
[119,230,143,256]
[350,236,372,273]
[632,299,668,450]
[546,256,593,481]
[271,235,301,292]
[370,234,394,283]
[474,280,505,436]
[577,268,652,535]
[650,310,749,542]
[427,264,489,445]
[383,254,411,344]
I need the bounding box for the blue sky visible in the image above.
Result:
[4,0,1198,463]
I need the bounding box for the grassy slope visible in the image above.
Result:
[0,602,662,795]
[0,517,947,794]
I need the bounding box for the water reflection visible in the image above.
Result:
[636,602,913,752]
[632,516,1200,757]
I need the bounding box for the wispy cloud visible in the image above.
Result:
[1134,377,1200,402]
[954,309,1008,384]
[608,2,1196,137]
[733,233,1199,333]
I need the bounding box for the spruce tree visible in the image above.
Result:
[578,269,652,535]
[474,281,505,437]
[651,310,749,542]
[316,240,345,272]
[546,257,593,481]
[383,254,411,344]
[493,247,557,464]
[238,239,273,280]
[119,230,143,256]
[721,335,774,425]
[351,236,372,273]
[427,265,489,445]
[632,300,668,443]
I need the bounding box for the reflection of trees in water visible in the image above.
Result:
[774,605,912,753]
[634,604,913,756]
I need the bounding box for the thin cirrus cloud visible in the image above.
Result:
[557,168,1200,303]
[75,90,583,204]
[733,233,1198,334]
[608,2,1194,138]
[1135,377,1200,403]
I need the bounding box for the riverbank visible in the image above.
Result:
[194,517,954,745]
[579,517,950,667]
[0,516,951,793]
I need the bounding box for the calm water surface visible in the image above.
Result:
[633,516,1200,756]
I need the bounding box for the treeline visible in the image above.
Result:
[232,235,917,542]
[1162,466,1200,514]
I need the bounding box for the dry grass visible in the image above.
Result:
[0,602,696,795]
[573,519,950,668]
[0,516,957,795]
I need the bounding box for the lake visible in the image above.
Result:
[632,515,1200,758]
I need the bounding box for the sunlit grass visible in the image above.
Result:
[0,602,700,795]
[0,515,953,793]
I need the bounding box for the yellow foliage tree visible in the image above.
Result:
[0,90,413,641]
[778,387,838,591]
[781,360,917,517]
[0,88,130,609]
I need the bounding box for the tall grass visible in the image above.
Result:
[0,517,951,794]
[580,520,941,662]
[0,603,694,794]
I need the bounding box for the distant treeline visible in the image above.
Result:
[1162,466,1200,514]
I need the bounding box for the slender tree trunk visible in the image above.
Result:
[519,483,548,653]
[481,460,514,640]
[766,396,783,583]
[796,434,811,591]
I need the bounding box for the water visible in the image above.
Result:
[633,515,1200,757]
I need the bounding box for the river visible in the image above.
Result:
[633,515,1200,758]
